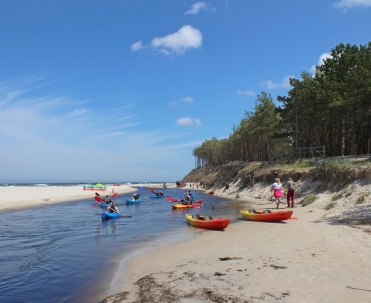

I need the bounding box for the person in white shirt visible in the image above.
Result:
[271,178,283,209]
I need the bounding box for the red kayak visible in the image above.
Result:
[240,209,293,221]
[185,214,230,230]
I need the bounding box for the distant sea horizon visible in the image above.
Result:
[0,181,173,187]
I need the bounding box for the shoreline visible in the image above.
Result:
[0,183,171,211]
[101,184,371,303]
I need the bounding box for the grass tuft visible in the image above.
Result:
[301,194,318,207]
[325,202,336,210]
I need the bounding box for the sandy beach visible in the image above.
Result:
[1,182,370,302]
[102,182,371,303]
[0,183,167,211]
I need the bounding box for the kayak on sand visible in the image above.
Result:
[240,209,293,221]
[185,214,230,230]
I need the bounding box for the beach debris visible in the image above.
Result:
[270,264,287,270]
[214,272,226,276]
[346,286,371,292]
[218,256,242,261]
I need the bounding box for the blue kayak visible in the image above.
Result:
[150,195,166,199]
[101,212,120,220]
[126,198,141,204]
[100,203,111,209]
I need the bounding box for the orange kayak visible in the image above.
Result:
[172,203,201,209]
[185,214,230,230]
[240,209,293,221]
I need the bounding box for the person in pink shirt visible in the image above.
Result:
[271,178,283,209]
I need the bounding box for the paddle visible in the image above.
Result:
[94,196,102,203]
[112,192,118,197]
[166,197,179,202]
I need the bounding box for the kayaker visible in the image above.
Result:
[108,202,119,213]
[271,178,283,209]
[104,195,112,203]
[132,193,140,200]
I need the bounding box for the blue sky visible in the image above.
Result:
[0,0,370,183]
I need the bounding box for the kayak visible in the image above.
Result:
[126,198,141,204]
[99,203,110,209]
[101,212,120,220]
[240,209,293,221]
[185,214,230,230]
[150,195,166,198]
[172,203,201,209]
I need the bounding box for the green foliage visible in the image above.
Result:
[315,160,353,183]
[193,42,371,166]
[302,194,317,207]
[325,202,336,210]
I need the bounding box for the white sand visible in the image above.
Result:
[0,184,166,211]
[102,182,371,303]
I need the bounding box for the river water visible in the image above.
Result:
[0,187,247,302]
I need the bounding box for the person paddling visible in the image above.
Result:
[108,202,119,213]
[132,193,140,200]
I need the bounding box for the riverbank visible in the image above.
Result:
[101,181,371,303]
[0,183,171,211]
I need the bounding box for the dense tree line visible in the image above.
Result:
[193,42,371,166]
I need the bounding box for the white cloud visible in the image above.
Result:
[185,2,216,15]
[261,75,294,90]
[334,0,371,9]
[171,96,194,106]
[310,52,332,74]
[176,117,202,126]
[151,25,202,55]
[131,40,143,52]
[236,90,255,96]
[0,77,198,182]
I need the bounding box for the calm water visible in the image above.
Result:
[0,187,248,303]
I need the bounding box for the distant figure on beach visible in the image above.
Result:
[223,182,229,192]
[108,201,119,213]
[285,177,297,208]
[271,178,283,209]
[163,183,167,188]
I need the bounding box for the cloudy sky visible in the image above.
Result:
[0,0,370,183]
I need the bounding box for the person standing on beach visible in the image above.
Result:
[271,178,283,209]
[285,177,297,208]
